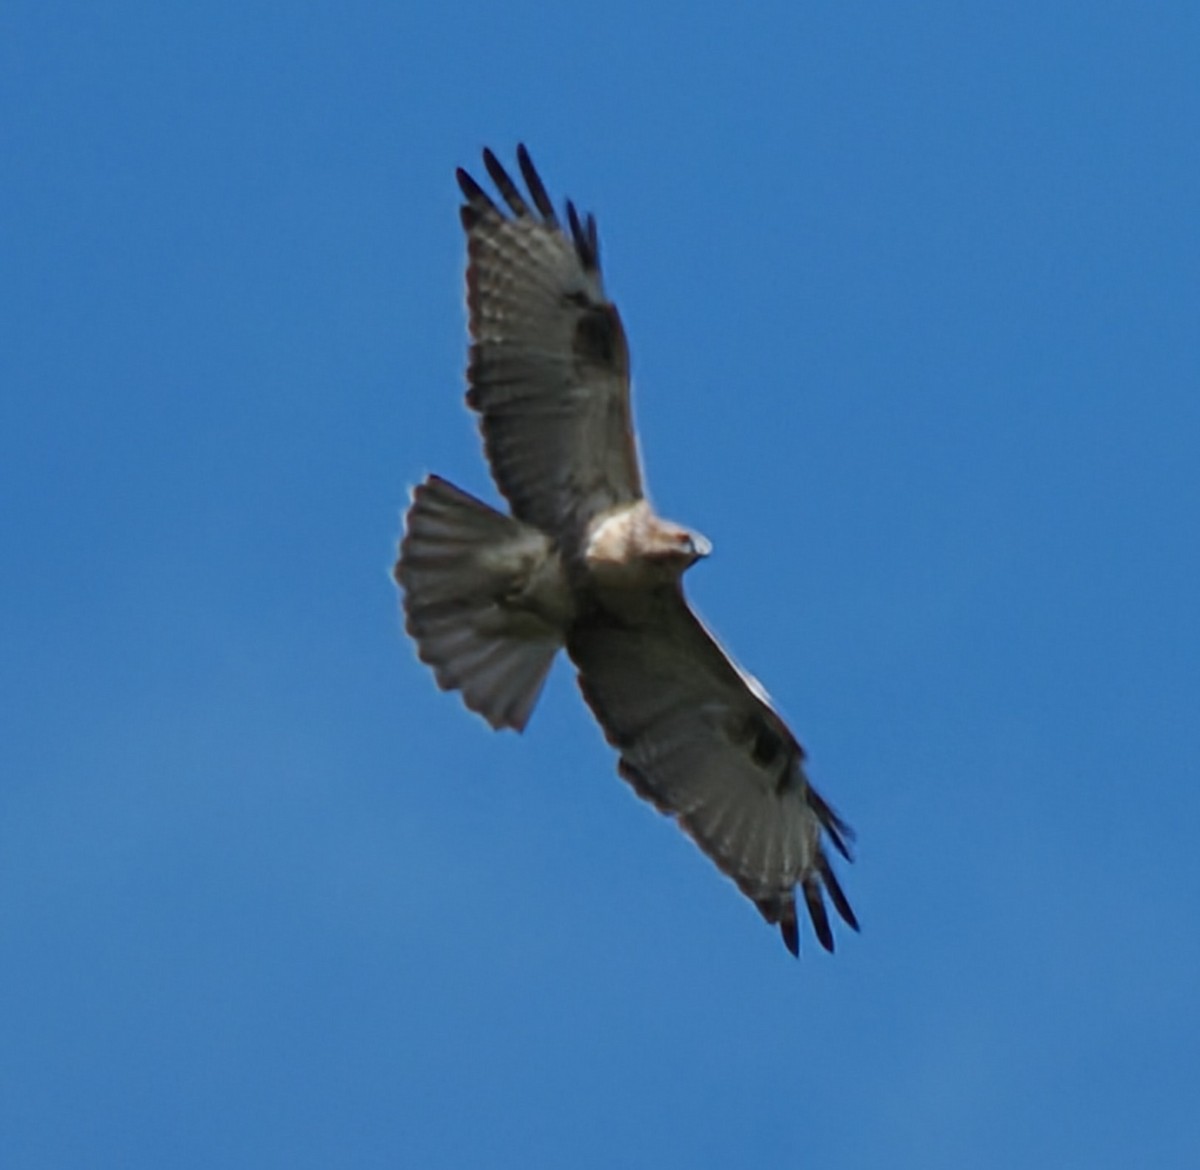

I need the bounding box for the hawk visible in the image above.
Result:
[395,146,858,956]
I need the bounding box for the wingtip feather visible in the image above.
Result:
[803,876,835,953]
[482,147,530,218]
[516,144,558,225]
[818,853,859,932]
[808,786,855,861]
[780,915,800,957]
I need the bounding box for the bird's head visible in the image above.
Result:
[649,521,712,573]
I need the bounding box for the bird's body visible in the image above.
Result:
[395,146,857,956]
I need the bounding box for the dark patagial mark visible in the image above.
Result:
[749,719,784,770]
[571,301,629,378]
[727,712,790,784]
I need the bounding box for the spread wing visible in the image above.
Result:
[457,145,643,549]
[567,589,858,956]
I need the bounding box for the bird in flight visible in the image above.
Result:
[394,145,858,956]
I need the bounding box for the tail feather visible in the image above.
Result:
[394,475,568,731]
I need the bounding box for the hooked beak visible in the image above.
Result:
[689,532,712,560]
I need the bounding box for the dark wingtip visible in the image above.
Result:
[456,165,488,205]
[808,787,856,861]
[482,147,530,218]
[516,143,558,225]
[480,146,503,184]
[465,146,601,274]
[565,199,599,272]
[803,876,835,953]
[587,212,600,267]
[754,896,799,956]
[565,199,582,244]
[817,853,859,932]
[457,166,497,231]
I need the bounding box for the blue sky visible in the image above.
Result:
[3,2,1198,1166]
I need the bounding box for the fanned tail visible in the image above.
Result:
[394,476,569,732]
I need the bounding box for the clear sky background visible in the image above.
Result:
[3,3,1198,1167]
